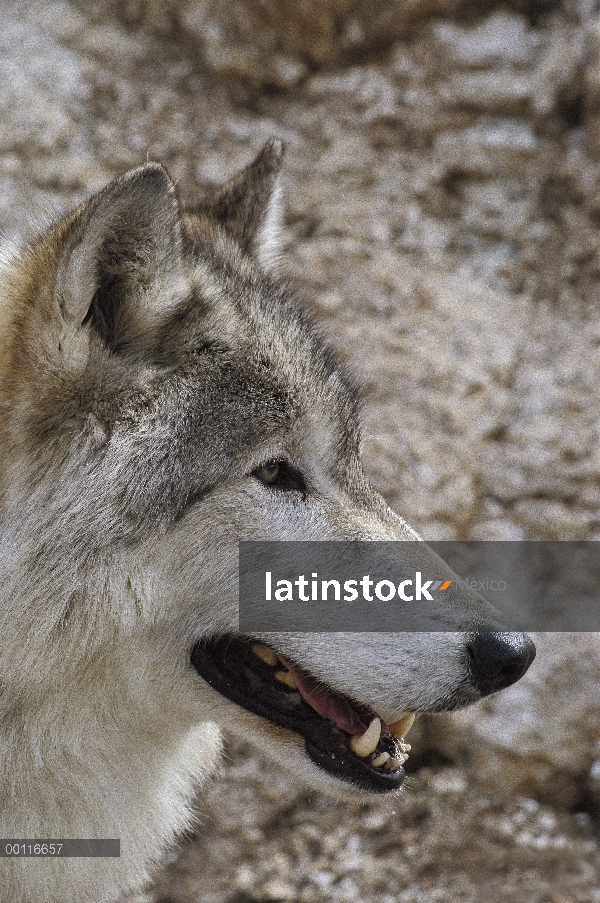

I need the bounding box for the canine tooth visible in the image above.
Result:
[389,713,416,740]
[371,751,390,768]
[385,755,405,771]
[275,669,298,689]
[350,717,381,758]
[251,643,278,667]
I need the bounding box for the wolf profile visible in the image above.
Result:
[0,140,534,903]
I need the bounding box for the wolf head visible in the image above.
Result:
[0,141,534,798]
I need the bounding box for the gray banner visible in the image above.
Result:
[0,839,120,857]
[238,541,600,631]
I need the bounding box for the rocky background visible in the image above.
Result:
[3,0,600,899]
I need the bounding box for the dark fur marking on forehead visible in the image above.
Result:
[145,283,234,367]
[190,243,363,420]
[150,233,363,437]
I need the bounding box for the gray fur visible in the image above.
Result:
[0,144,531,903]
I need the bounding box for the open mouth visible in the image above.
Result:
[190,636,415,792]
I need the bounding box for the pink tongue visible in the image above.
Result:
[278,655,369,736]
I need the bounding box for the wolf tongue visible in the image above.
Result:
[277,655,369,736]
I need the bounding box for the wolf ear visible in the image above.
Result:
[197,138,285,269]
[55,163,185,353]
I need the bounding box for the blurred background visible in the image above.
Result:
[4,0,600,899]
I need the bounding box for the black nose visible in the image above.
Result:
[468,631,536,697]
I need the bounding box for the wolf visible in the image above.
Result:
[0,140,535,903]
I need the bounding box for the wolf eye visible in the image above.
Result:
[253,460,306,495]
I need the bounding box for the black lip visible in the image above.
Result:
[305,741,405,792]
[190,636,405,792]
